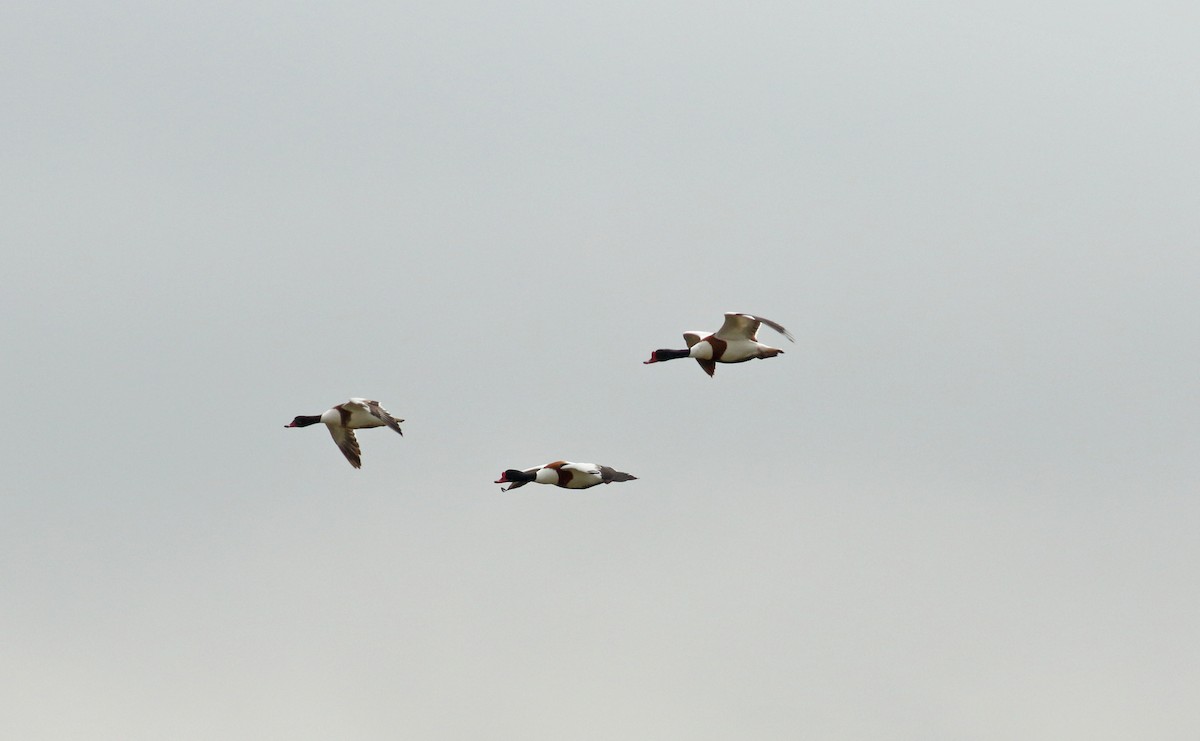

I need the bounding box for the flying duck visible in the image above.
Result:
[495,461,638,491]
[643,311,795,377]
[285,398,404,469]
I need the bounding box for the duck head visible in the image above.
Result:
[495,469,536,484]
[285,415,322,428]
[643,348,691,364]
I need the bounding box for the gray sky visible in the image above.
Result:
[3,1,1199,738]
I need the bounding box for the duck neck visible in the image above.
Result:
[656,348,692,361]
[291,415,323,427]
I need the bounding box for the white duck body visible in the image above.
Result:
[536,461,605,489]
[683,331,781,363]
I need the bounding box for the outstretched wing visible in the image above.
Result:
[714,312,760,341]
[364,399,404,435]
[682,331,706,348]
[328,426,362,469]
[715,312,794,342]
[752,315,795,342]
[695,359,717,377]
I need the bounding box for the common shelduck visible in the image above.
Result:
[643,311,795,377]
[285,398,404,469]
[495,461,638,491]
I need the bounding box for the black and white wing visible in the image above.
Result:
[328,426,362,469]
[363,399,404,436]
[715,312,794,343]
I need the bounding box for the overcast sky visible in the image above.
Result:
[3,1,1199,739]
